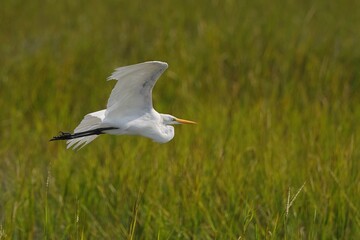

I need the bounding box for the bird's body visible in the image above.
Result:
[51,61,196,149]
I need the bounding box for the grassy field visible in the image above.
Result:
[1,0,360,239]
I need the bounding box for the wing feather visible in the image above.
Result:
[105,61,168,121]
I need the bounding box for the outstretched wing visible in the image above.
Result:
[105,61,168,120]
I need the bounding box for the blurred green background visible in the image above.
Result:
[1,0,360,239]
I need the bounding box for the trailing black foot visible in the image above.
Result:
[50,131,73,141]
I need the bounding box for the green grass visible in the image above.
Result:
[1,0,360,238]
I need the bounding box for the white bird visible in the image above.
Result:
[50,61,196,150]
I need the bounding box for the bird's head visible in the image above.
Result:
[161,114,197,125]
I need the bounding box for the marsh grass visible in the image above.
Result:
[1,0,360,239]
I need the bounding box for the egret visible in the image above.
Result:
[50,61,196,150]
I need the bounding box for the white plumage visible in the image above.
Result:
[51,61,196,150]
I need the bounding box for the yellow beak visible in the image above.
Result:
[175,118,197,124]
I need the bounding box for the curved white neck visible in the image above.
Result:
[155,125,174,143]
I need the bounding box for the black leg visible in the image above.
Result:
[50,127,118,141]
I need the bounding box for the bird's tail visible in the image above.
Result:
[50,110,115,150]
